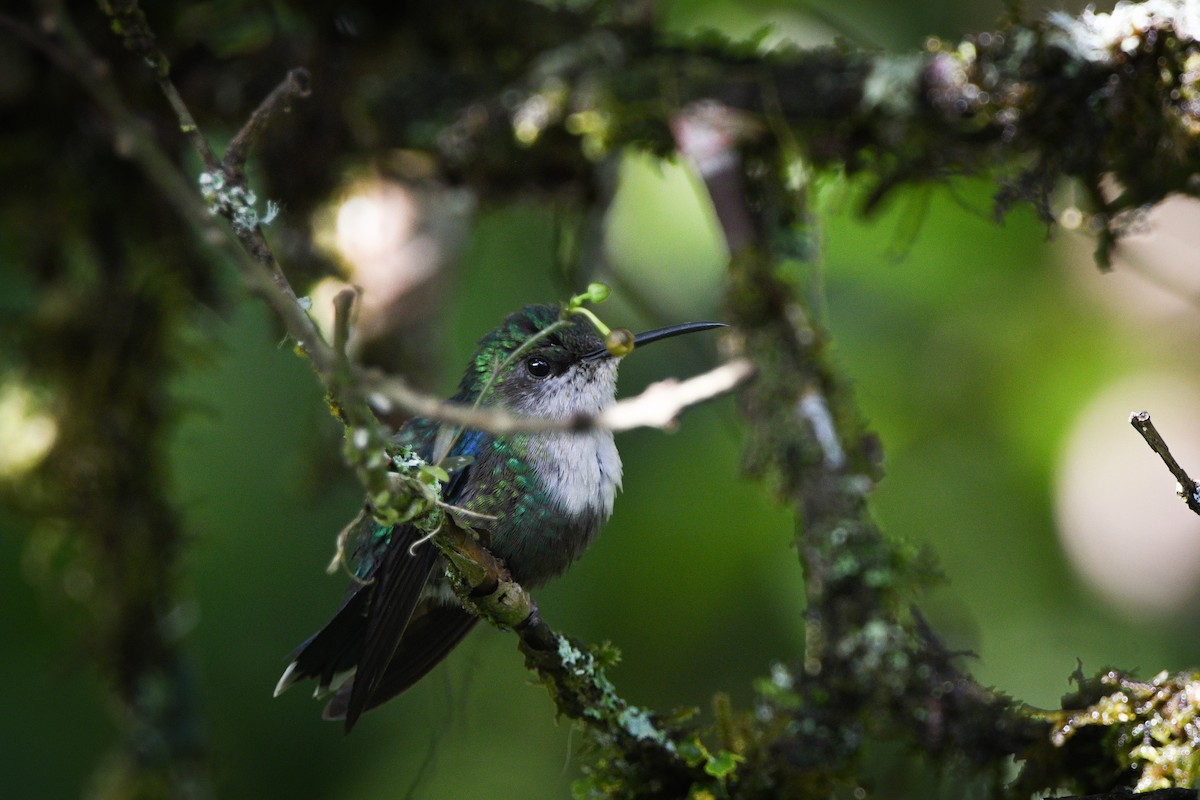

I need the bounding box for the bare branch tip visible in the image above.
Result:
[331,288,357,356]
[287,67,312,97]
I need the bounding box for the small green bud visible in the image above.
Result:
[605,328,635,357]
[585,282,610,303]
[567,282,612,310]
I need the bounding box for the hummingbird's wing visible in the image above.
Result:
[276,423,496,729]
[339,524,442,730]
[322,603,479,722]
[335,429,490,728]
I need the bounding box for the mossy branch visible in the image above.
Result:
[428,2,1200,266]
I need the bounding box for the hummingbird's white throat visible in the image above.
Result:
[516,357,622,520]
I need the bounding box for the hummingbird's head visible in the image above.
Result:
[458,304,725,419]
[460,305,613,418]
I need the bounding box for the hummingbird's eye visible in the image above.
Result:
[525,356,553,379]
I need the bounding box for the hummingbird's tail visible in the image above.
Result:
[273,587,370,701]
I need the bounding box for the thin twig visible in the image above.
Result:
[98,0,219,168]
[1130,410,1200,516]
[331,288,357,359]
[86,4,331,389]
[222,67,311,178]
[596,358,754,431]
[362,358,753,436]
[0,12,73,73]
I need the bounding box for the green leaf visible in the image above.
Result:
[420,464,450,484]
[704,750,744,779]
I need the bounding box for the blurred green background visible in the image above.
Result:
[7,0,1200,797]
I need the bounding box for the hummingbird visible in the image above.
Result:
[274,303,723,730]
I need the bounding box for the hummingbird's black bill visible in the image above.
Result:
[582,321,727,361]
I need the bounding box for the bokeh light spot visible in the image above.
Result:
[0,380,57,478]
